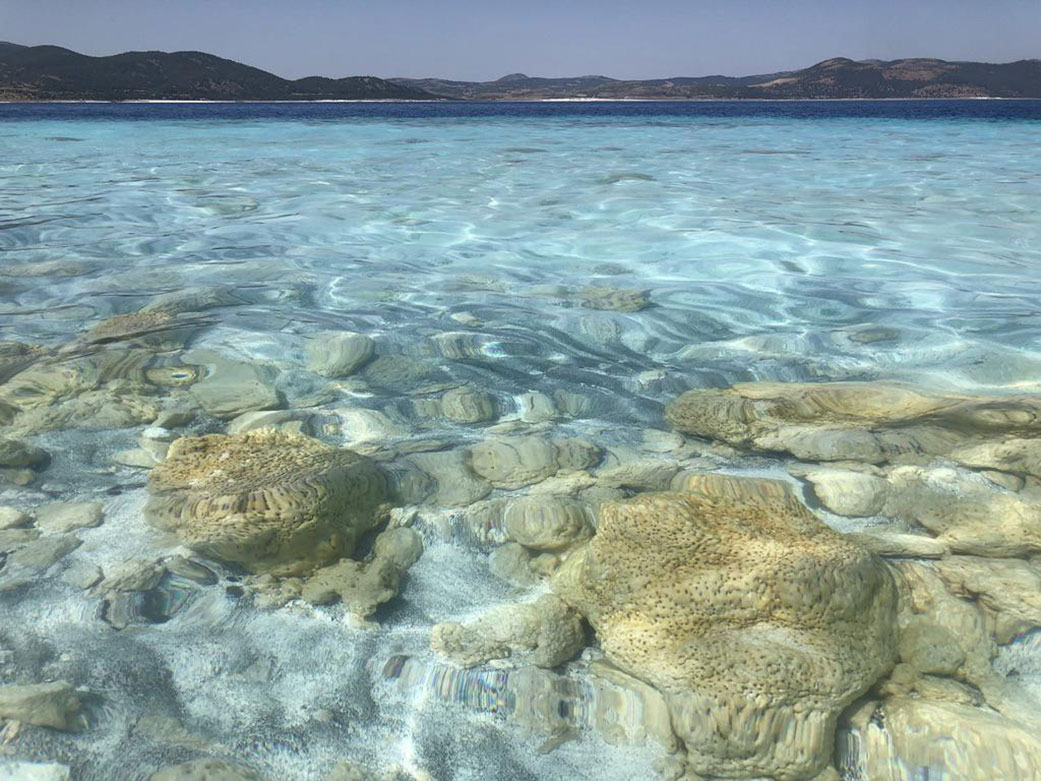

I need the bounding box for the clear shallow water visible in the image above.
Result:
[1,101,1041,780]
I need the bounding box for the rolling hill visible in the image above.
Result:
[0,43,438,101]
[1,43,1038,101]
[396,57,1041,100]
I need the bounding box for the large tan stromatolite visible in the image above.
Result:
[552,474,897,780]
[665,381,1041,471]
[145,429,388,574]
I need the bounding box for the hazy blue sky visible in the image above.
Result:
[2,0,1038,81]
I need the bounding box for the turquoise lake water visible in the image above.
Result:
[1,101,1041,780]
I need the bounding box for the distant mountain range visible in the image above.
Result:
[0,42,437,101]
[395,58,1041,100]
[1,42,1039,101]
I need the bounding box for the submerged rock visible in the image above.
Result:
[337,408,408,444]
[502,496,593,552]
[1,260,93,278]
[149,759,265,781]
[844,528,949,559]
[226,408,314,436]
[431,593,585,668]
[34,501,104,534]
[553,474,897,780]
[0,356,100,411]
[487,542,543,587]
[100,571,201,630]
[576,287,651,312]
[468,436,558,489]
[305,331,374,377]
[363,354,448,392]
[936,555,1041,642]
[80,311,206,351]
[0,762,72,780]
[299,527,423,620]
[666,381,1041,469]
[404,449,492,507]
[888,560,1041,730]
[183,349,283,419]
[952,436,1041,480]
[385,655,676,751]
[62,561,103,589]
[897,616,965,676]
[0,351,164,435]
[145,429,388,574]
[412,386,498,424]
[7,535,82,572]
[883,465,1041,556]
[794,466,887,517]
[0,438,49,469]
[141,285,246,315]
[0,681,82,730]
[0,528,39,553]
[516,391,558,423]
[467,436,601,490]
[0,506,30,530]
[844,698,1041,780]
[93,555,217,628]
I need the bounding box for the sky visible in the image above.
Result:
[1,0,1039,81]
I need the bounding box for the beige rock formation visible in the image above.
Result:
[665,381,1041,471]
[305,331,374,377]
[183,349,282,419]
[0,681,82,730]
[404,449,492,507]
[553,475,898,780]
[794,467,887,517]
[0,505,30,530]
[145,429,388,574]
[467,436,559,489]
[0,349,169,436]
[412,387,498,424]
[846,698,1041,780]
[34,501,104,534]
[936,555,1041,642]
[431,593,585,669]
[466,435,601,490]
[502,496,592,552]
[883,466,1041,556]
[889,560,1041,731]
[299,527,423,620]
[81,311,206,351]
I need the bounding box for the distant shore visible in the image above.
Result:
[2,96,1037,105]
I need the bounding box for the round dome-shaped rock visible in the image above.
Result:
[553,473,897,780]
[503,496,592,552]
[145,429,388,574]
[305,330,374,378]
[467,436,558,489]
[438,387,498,424]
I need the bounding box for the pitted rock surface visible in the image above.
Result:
[553,474,897,780]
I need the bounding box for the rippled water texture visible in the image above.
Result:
[1,101,1041,780]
